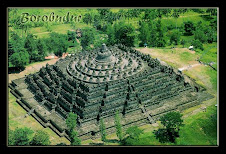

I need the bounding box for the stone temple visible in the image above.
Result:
[9,44,213,141]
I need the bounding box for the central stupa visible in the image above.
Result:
[95,43,115,62]
[10,44,210,140]
[67,43,142,83]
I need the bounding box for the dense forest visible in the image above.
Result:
[8,8,217,70]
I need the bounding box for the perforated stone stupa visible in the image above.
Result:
[9,44,213,140]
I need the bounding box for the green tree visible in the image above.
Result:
[106,24,116,45]
[194,29,207,43]
[80,27,96,50]
[129,9,142,18]
[9,50,30,70]
[117,9,126,20]
[121,126,143,145]
[8,129,15,145]
[171,9,180,29]
[65,112,81,145]
[67,30,76,42]
[183,21,196,36]
[8,32,25,58]
[138,22,150,47]
[8,41,15,58]
[142,9,157,21]
[114,111,123,141]
[35,39,48,61]
[156,9,164,19]
[192,39,204,51]
[30,130,50,145]
[181,39,186,48]
[206,28,217,43]
[105,11,114,25]
[154,20,166,47]
[83,13,94,25]
[168,30,181,45]
[99,118,107,142]
[114,21,136,47]
[49,32,69,56]
[153,128,171,143]
[162,9,172,18]
[93,14,102,30]
[153,112,184,143]
[160,112,183,130]
[147,20,157,47]
[66,112,77,133]
[206,8,217,16]
[70,130,81,145]
[44,22,52,32]
[97,9,110,17]
[97,8,111,27]
[210,17,217,31]
[11,127,34,146]
[24,34,38,62]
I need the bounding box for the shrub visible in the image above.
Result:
[183,21,196,36]
[9,50,30,69]
[30,130,50,145]
[114,21,136,47]
[192,39,204,51]
[80,27,96,50]
[121,126,143,145]
[168,30,181,45]
[10,127,34,146]
[153,112,183,143]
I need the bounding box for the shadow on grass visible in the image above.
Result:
[89,142,105,146]
[8,67,25,74]
[88,139,121,146]
[105,139,120,143]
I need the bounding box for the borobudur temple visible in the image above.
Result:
[9,44,213,141]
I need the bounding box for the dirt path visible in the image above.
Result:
[178,63,201,71]
[8,58,59,83]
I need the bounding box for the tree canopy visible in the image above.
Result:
[121,126,143,145]
[9,127,33,146]
[66,112,77,133]
[154,112,184,143]
[65,112,81,145]
[99,118,107,142]
[48,32,69,56]
[30,130,50,146]
[114,21,136,47]
[10,50,30,69]
[114,111,123,141]
[80,27,96,50]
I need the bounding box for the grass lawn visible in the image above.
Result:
[161,12,209,28]
[136,47,198,69]
[176,104,217,145]
[199,43,217,65]
[183,65,217,93]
